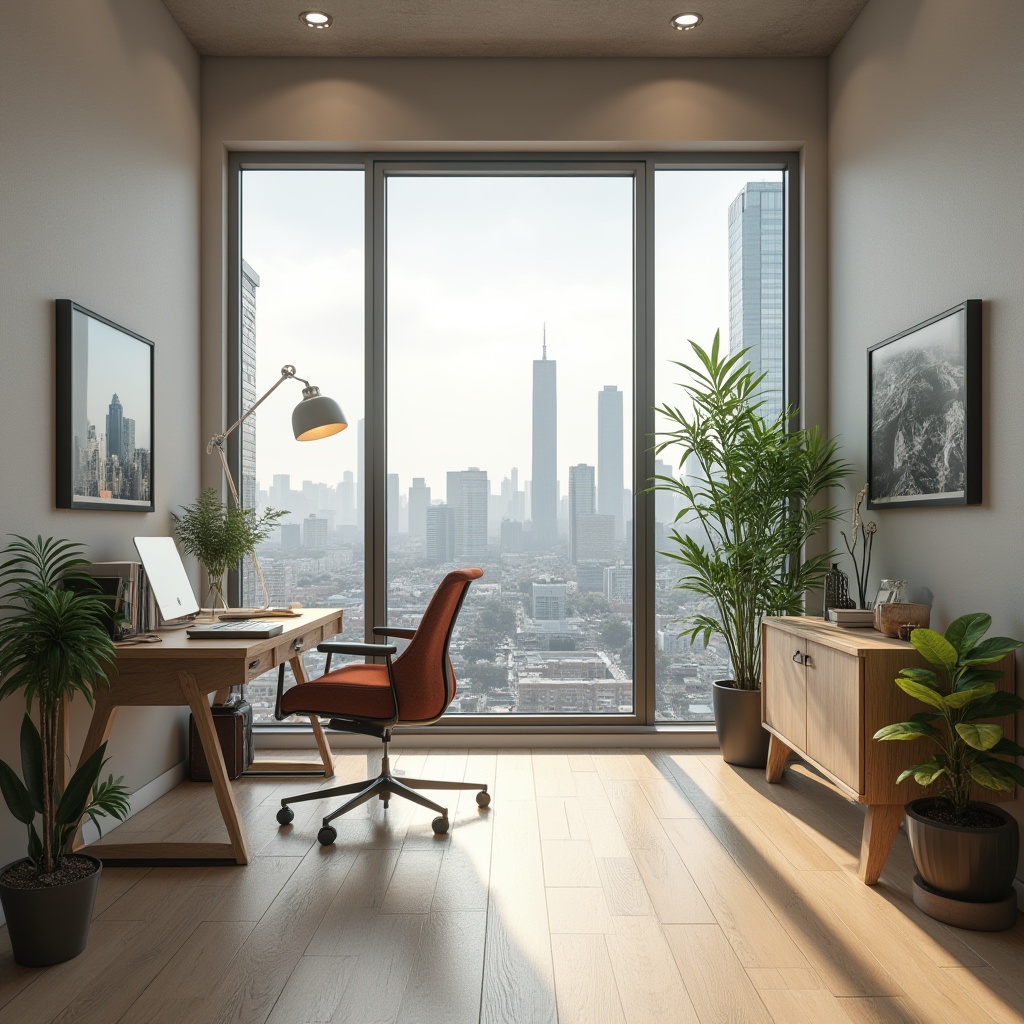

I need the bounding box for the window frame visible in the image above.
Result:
[227,151,800,732]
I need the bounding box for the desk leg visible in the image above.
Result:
[294,656,335,778]
[181,672,251,865]
[68,693,119,854]
[246,654,336,778]
[858,803,904,885]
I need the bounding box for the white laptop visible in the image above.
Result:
[133,537,283,639]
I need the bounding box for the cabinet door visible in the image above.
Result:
[804,640,860,792]
[763,626,806,751]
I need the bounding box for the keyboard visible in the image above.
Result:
[186,620,285,639]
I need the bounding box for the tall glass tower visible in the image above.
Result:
[597,384,624,540]
[531,331,557,549]
[728,181,785,422]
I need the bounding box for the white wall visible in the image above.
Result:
[829,0,1024,879]
[0,1,200,869]
[199,56,832,491]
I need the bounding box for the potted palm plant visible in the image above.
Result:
[874,613,1024,929]
[655,333,849,766]
[0,535,131,966]
[171,488,287,612]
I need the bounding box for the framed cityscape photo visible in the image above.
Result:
[55,300,155,511]
[867,300,981,509]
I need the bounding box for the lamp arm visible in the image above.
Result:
[206,364,308,456]
[205,364,308,612]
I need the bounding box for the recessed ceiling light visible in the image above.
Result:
[670,13,703,31]
[299,11,333,29]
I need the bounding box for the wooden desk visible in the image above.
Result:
[72,608,343,865]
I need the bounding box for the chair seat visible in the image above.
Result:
[280,662,397,721]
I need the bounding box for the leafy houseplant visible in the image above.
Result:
[874,613,1024,918]
[171,488,287,610]
[0,536,131,966]
[655,335,850,766]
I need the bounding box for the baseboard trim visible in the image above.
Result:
[79,760,189,846]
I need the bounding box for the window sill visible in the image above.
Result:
[254,722,720,750]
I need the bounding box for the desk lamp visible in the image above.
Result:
[206,364,346,614]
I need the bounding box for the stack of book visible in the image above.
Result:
[827,607,875,628]
[84,561,154,636]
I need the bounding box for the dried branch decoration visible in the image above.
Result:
[840,483,877,609]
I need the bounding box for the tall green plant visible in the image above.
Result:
[172,488,287,607]
[0,536,130,876]
[654,333,850,689]
[873,613,1024,817]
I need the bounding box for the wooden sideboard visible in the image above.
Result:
[761,616,1016,885]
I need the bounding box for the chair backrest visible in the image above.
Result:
[391,567,482,724]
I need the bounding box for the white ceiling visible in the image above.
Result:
[159,0,870,59]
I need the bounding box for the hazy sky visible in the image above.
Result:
[81,311,152,448]
[241,167,781,498]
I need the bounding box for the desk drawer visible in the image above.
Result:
[271,624,326,668]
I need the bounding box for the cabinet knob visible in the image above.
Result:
[792,650,803,664]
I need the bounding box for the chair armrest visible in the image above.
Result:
[372,626,416,639]
[317,641,398,657]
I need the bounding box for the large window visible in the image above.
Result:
[237,168,365,722]
[385,173,635,716]
[233,156,793,727]
[653,170,787,722]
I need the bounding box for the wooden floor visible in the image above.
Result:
[2,748,1023,1024]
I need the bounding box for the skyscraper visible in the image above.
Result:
[408,477,430,541]
[728,181,785,422]
[240,259,260,513]
[447,468,489,558]
[597,384,624,540]
[105,394,124,467]
[425,505,455,564]
[387,472,400,538]
[531,330,557,549]
[568,463,595,565]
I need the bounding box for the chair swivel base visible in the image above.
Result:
[276,767,490,844]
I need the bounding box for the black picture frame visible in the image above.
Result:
[56,300,155,512]
[867,300,981,509]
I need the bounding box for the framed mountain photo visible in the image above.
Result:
[867,300,981,509]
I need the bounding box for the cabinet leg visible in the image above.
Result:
[765,735,793,783]
[858,803,904,885]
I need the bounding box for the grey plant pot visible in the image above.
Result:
[712,680,770,768]
[0,856,102,967]
[905,798,1019,903]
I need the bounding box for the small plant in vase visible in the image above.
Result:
[171,488,287,613]
[874,612,1024,927]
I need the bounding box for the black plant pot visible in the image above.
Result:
[905,798,1018,903]
[0,856,102,967]
[712,680,770,768]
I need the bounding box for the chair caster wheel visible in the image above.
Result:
[318,825,338,846]
[277,806,295,825]
[476,791,491,808]
[432,816,450,835]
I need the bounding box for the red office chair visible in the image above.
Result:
[274,567,490,844]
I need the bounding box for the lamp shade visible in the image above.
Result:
[292,388,347,441]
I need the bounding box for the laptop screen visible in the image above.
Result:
[134,536,200,621]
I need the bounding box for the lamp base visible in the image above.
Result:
[217,608,301,619]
